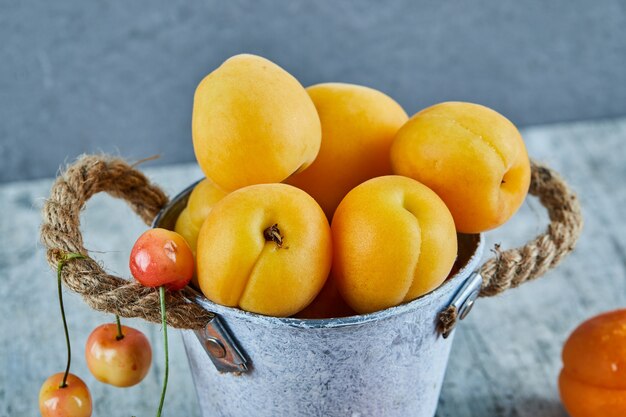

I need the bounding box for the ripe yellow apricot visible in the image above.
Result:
[192,54,321,191]
[390,102,530,233]
[174,178,227,254]
[174,208,199,253]
[175,179,227,288]
[285,83,408,219]
[196,183,332,317]
[559,309,626,417]
[331,176,457,314]
[186,178,228,227]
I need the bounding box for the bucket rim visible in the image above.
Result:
[155,179,485,330]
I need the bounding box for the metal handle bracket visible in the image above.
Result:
[194,315,249,374]
[441,271,482,338]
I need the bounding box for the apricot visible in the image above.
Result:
[390,101,530,233]
[192,54,321,191]
[174,178,227,254]
[196,183,332,317]
[285,83,408,219]
[559,309,626,417]
[295,275,356,319]
[174,208,199,254]
[331,176,457,314]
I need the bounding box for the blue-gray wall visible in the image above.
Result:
[1,0,625,182]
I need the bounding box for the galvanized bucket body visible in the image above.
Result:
[155,183,484,417]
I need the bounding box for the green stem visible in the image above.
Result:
[156,286,169,417]
[56,252,86,389]
[115,315,124,340]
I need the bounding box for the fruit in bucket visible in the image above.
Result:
[285,82,408,219]
[85,319,152,387]
[559,309,626,417]
[390,101,531,233]
[295,275,356,319]
[175,178,227,254]
[192,54,321,191]
[331,176,457,314]
[196,183,332,317]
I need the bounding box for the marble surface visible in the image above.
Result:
[1,117,625,416]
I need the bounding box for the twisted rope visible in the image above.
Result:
[40,155,581,333]
[438,161,583,334]
[40,155,213,329]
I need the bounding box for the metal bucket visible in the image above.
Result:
[154,182,485,417]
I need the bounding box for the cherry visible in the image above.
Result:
[39,253,92,417]
[85,316,152,387]
[130,228,194,417]
[129,228,194,289]
[39,372,92,417]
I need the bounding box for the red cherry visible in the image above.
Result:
[39,372,92,417]
[86,323,152,387]
[129,228,194,289]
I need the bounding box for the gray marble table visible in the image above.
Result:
[1,117,625,416]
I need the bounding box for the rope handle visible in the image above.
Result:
[40,155,213,329]
[438,160,583,333]
[40,155,582,330]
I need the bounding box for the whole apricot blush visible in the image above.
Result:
[331,176,457,314]
[390,101,531,233]
[285,83,408,219]
[192,54,321,191]
[174,178,227,254]
[196,183,332,317]
[559,309,626,417]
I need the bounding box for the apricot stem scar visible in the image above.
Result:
[263,224,284,248]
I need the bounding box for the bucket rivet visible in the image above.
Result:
[459,299,475,320]
[459,288,479,321]
[205,337,227,359]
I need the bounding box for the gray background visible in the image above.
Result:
[1,0,625,182]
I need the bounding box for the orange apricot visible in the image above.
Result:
[196,183,332,317]
[331,176,457,314]
[174,178,227,254]
[559,370,626,417]
[192,54,321,191]
[174,208,199,254]
[559,309,626,417]
[390,101,530,233]
[285,83,408,219]
[295,275,356,319]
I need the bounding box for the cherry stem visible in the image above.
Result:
[56,252,86,389]
[156,286,169,417]
[115,315,124,340]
